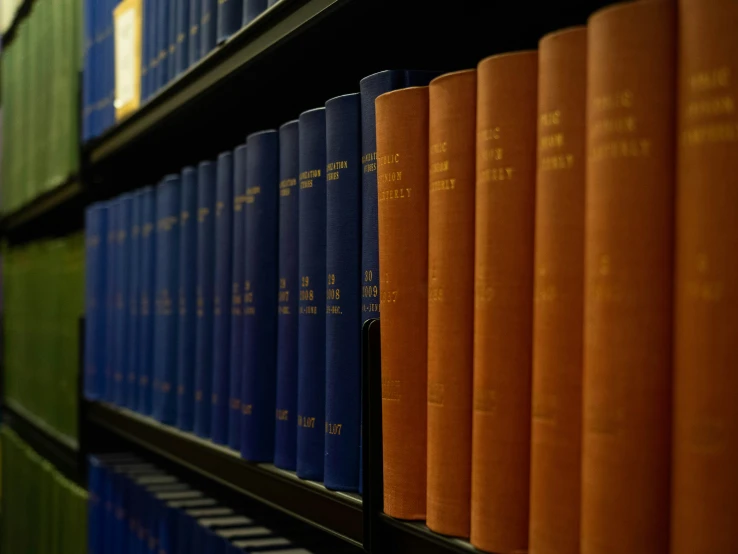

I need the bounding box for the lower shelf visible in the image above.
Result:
[377,515,482,554]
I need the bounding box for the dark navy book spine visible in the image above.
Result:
[174,0,190,75]
[216,0,242,43]
[88,457,103,554]
[274,120,299,470]
[194,161,216,437]
[140,0,148,101]
[200,0,217,57]
[267,0,279,6]
[210,151,234,444]
[148,0,159,97]
[243,0,266,25]
[241,130,279,462]
[127,193,143,410]
[153,176,181,424]
[188,0,200,66]
[297,107,327,480]
[138,187,157,415]
[105,201,119,402]
[176,167,198,431]
[227,144,248,450]
[324,93,362,491]
[115,194,133,407]
[85,204,107,400]
[157,0,170,91]
[167,0,178,82]
[82,0,95,140]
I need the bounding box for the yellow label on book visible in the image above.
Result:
[114,0,143,120]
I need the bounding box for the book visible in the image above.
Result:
[200,0,217,57]
[176,167,198,431]
[242,0,265,25]
[529,26,586,554]
[427,69,476,538]
[127,192,143,410]
[274,120,299,471]
[324,93,362,491]
[194,160,217,438]
[141,0,149,101]
[167,0,178,82]
[211,150,235,444]
[228,144,248,450]
[174,0,189,75]
[582,2,676,554]
[241,130,279,462]
[189,0,200,65]
[85,203,109,401]
[471,50,538,554]
[115,194,134,407]
[297,107,327,481]
[147,0,159,99]
[157,0,170,90]
[153,175,181,424]
[216,0,242,43]
[672,0,738,552]
[375,85,429,520]
[82,0,96,140]
[138,186,157,416]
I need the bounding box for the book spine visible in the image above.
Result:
[148,0,159,97]
[115,195,133,407]
[141,0,149,101]
[210,151,234,444]
[297,107,327,480]
[583,3,676,554]
[138,187,157,415]
[153,176,181,424]
[200,0,217,57]
[88,457,103,554]
[176,167,198,431]
[672,0,738,552]
[375,86,429,520]
[241,130,279,462]
[227,144,248,450]
[85,204,107,400]
[168,0,178,82]
[83,0,95,141]
[106,0,117,130]
[194,161,216,437]
[267,0,279,6]
[324,94,362,491]
[174,0,189,76]
[529,26,587,554]
[243,0,266,25]
[158,0,170,90]
[217,0,242,43]
[274,120,299,471]
[127,193,143,410]
[471,51,538,554]
[188,0,200,66]
[427,69,476,538]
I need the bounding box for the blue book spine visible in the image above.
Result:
[297,107,327,480]
[174,0,190,75]
[127,193,143,409]
[194,161,216,437]
[105,201,119,402]
[84,205,104,400]
[241,130,278,462]
[243,0,266,25]
[82,0,95,141]
[227,145,247,450]
[200,0,217,57]
[168,0,178,82]
[274,120,299,470]
[176,167,198,431]
[141,0,149,101]
[210,151,234,444]
[107,0,118,131]
[188,0,201,66]
[115,195,133,406]
[148,0,159,97]
[158,0,170,90]
[153,176,181,424]
[216,0,242,43]
[138,187,157,415]
[324,93,362,491]
[88,457,103,554]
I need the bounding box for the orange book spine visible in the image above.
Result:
[471,51,538,554]
[583,2,676,554]
[529,27,587,554]
[672,0,738,552]
[427,69,476,538]
[376,86,430,521]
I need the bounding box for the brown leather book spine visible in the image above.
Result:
[471,51,538,554]
[427,69,476,538]
[376,86,430,521]
[672,1,738,552]
[529,27,587,554]
[583,2,676,554]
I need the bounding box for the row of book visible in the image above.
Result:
[83,0,278,141]
[4,236,84,441]
[378,0,738,553]
[1,427,87,554]
[1,0,81,213]
[89,453,344,553]
[84,68,438,493]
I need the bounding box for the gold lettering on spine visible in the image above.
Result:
[589,89,654,162]
[478,126,515,183]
